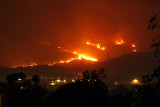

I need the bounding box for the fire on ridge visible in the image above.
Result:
[11,40,137,68]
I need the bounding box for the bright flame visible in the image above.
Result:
[132,44,136,47]
[115,39,125,45]
[133,49,136,52]
[86,42,105,50]
[74,51,98,61]
[48,51,98,65]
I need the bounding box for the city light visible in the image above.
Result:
[132,79,139,84]
[50,82,55,86]
[56,79,61,83]
[18,78,22,81]
[72,79,75,83]
[114,81,118,85]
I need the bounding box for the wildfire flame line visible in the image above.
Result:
[48,50,98,66]
[86,42,105,50]
[11,62,38,68]
[11,40,137,68]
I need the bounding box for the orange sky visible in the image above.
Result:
[0,0,160,66]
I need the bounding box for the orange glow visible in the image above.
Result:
[133,49,137,52]
[86,42,105,50]
[115,39,125,45]
[131,44,137,53]
[132,44,136,47]
[114,81,118,85]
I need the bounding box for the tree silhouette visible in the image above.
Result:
[4,73,45,107]
[18,72,26,81]
[6,73,18,84]
[136,12,160,107]
[32,75,40,85]
[142,12,160,85]
[6,72,26,84]
[45,68,108,107]
[45,79,109,107]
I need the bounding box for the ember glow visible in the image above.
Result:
[86,42,105,50]
[11,62,38,68]
[132,44,136,48]
[131,44,137,52]
[133,49,137,52]
[115,39,125,45]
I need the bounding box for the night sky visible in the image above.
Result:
[0,0,160,66]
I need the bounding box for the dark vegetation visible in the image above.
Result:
[0,66,159,107]
[1,73,45,107]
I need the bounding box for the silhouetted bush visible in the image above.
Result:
[45,80,109,107]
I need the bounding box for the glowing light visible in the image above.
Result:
[63,80,67,83]
[115,39,125,45]
[72,79,75,82]
[76,53,98,61]
[18,78,22,81]
[56,79,61,83]
[132,44,136,47]
[86,42,105,50]
[133,49,136,52]
[29,62,38,67]
[132,79,139,84]
[11,66,18,68]
[114,81,118,85]
[11,62,38,68]
[80,73,83,76]
[47,50,98,65]
[131,44,137,53]
[50,82,55,86]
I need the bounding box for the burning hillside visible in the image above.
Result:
[11,39,137,68]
